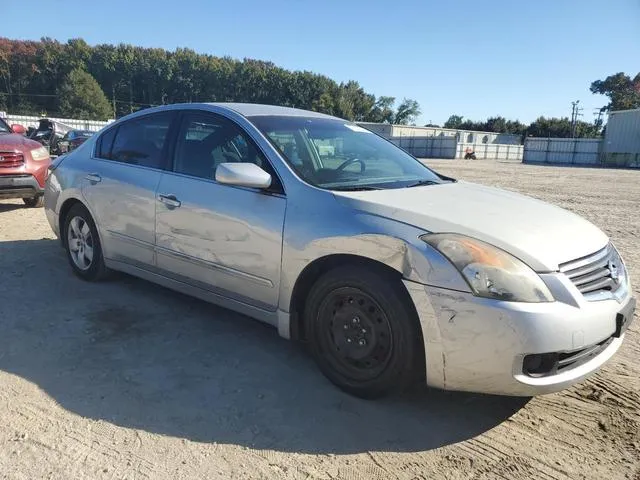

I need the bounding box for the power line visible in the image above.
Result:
[0,92,58,98]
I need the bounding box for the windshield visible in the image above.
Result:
[75,130,94,137]
[248,116,446,190]
[67,130,94,140]
[0,117,10,133]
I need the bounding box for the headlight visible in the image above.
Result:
[422,233,554,303]
[30,146,50,162]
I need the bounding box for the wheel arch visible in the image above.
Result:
[58,198,85,245]
[58,197,105,255]
[288,254,423,347]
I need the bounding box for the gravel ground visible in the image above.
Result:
[0,159,638,480]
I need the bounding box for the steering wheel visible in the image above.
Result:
[336,158,365,173]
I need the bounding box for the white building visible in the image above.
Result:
[603,108,640,167]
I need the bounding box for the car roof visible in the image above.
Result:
[115,102,342,124]
[209,103,337,119]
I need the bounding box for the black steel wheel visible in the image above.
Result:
[305,265,423,398]
[318,288,393,382]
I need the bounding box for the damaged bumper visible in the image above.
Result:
[404,278,635,396]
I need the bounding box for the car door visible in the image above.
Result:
[155,111,286,310]
[82,112,174,268]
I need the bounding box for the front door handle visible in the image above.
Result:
[85,173,102,183]
[158,193,181,209]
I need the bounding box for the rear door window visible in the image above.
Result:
[96,127,117,159]
[108,113,174,169]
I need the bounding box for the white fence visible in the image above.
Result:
[388,136,523,160]
[456,143,523,160]
[389,136,457,158]
[359,122,524,160]
[358,123,522,145]
[523,138,602,165]
[1,113,113,132]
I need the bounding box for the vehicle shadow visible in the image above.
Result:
[0,201,27,213]
[0,239,529,454]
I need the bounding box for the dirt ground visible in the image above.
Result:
[0,159,638,480]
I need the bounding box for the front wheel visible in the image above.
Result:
[304,266,423,398]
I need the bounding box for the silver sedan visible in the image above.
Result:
[44,103,636,398]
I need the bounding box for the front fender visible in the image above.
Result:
[278,200,470,314]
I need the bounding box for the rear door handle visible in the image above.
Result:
[158,194,181,209]
[85,173,102,183]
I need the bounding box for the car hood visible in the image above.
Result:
[333,181,608,272]
[0,132,41,151]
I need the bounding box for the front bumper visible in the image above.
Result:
[404,278,635,396]
[0,174,44,199]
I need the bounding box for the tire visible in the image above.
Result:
[23,196,44,208]
[304,265,423,399]
[63,203,110,281]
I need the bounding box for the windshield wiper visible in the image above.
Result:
[330,185,383,191]
[405,180,440,188]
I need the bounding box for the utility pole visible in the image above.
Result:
[593,108,604,132]
[111,85,116,119]
[570,100,583,138]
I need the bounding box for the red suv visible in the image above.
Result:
[0,116,51,207]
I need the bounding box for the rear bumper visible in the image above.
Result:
[404,278,635,396]
[45,208,60,239]
[0,174,44,199]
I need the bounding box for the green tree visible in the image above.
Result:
[485,116,507,133]
[526,117,571,137]
[333,81,375,121]
[525,116,600,138]
[58,68,112,119]
[0,37,419,120]
[590,72,640,111]
[367,96,396,123]
[442,114,526,135]
[505,119,527,135]
[575,121,601,138]
[394,98,421,125]
[444,114,464,129]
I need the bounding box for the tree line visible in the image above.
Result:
[442,114,602,138]
[1,37,637,138]
[0,37,421,124]
[441,72,639,138]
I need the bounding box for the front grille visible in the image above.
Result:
[0,151,24,168]
[559,244,623,298]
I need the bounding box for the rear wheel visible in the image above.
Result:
[63,204,109,281]
[304,266,422,398]
[23,196,44,208]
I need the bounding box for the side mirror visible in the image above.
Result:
[11,124,26,135]
[215,163,272,189]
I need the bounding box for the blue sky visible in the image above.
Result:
[4,0,640,125]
